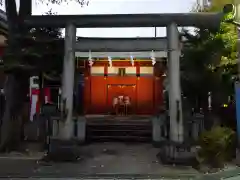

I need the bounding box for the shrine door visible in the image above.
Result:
[107,84,136,114]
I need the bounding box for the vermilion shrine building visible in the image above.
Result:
[76,56,166,115]
[73,37,168,116]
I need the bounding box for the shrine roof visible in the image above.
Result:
[75,51,167,58]
[76,37,168,52]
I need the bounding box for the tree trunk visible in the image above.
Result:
[0,73,28,151]
[0,0,32,152]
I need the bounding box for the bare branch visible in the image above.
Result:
[38,0,89,7]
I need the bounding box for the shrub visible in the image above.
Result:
[197,126,235,168]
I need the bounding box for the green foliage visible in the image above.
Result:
[4,28,64,74]
[181,0,238,108]
[223,12,235,21]
[204,0,234,12]
[197,126,235,167]
[3,8,64,75]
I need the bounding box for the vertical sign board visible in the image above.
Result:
[235,83,240,145]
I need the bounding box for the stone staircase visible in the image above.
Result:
[86,116,152,142]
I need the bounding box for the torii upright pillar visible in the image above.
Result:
[167,23,184,143]
[59,23,76,140]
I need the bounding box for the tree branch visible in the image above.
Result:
[38,0,89,6]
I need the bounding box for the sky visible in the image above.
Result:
[1,0,197,37]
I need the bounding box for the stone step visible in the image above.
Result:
[87,130,152,137]
[88,135,152,142]
[86,117,152,142]
[87,125,152,130]
[87,121,151,126]
[87,128,152,132]
[87,125,152,142]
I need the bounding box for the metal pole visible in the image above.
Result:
[154,27,157,37]
[167,22,184,143]
[59,23,76,140]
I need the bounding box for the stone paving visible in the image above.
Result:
[0,142,198,179]
[1,142,240,179]
[2,177,196,180]
[74,142,198,175]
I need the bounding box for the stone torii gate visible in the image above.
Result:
[24,12,222,144]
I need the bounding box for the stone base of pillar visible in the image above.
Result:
[75,116,86,143]
[152,115,164,145]
[52,118,59,138]
[43,138,80,162]
[157,141,196,166]
[192,120,199,142]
